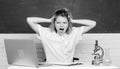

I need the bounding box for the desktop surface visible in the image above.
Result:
[8,65,119,69]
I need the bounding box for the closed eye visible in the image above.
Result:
[56,22,60,24]
[63,22,67,24]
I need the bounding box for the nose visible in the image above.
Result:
[60,23,64,27]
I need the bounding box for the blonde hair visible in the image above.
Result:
[49,8,73,34]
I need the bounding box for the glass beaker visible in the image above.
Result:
[103,48,112,66]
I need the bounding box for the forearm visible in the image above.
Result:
[27,17,51,24]
[72,19,96,27]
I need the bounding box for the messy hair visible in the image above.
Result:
[49,8,73,34]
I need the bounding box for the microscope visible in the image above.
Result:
[92,40,104,65]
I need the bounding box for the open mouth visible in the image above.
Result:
[59,28,64,31]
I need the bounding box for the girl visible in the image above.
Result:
[26,8,96,65]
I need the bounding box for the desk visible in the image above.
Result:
[8,65,119,69]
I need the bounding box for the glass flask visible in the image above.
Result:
[103,48,112,66]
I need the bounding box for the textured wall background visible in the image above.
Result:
[0,0,120,33]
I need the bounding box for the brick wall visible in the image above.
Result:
[0,33,120,68]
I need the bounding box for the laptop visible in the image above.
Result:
[4,39,44,68]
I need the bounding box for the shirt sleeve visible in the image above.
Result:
[74,26,84,42]
[36,25,46,40]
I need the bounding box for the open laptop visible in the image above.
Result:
[4,39,83,67]
[4,39,45,68]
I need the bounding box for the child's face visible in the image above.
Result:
[55,16,69,35]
